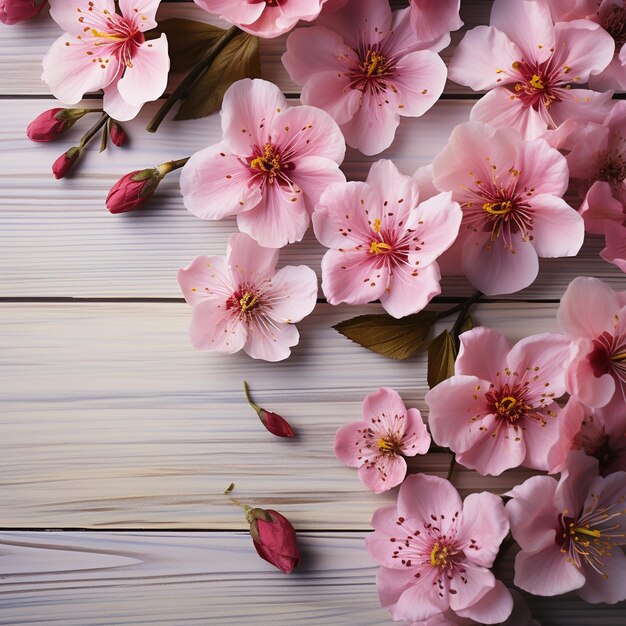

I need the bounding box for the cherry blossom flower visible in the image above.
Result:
[449,0,615,139]
[506,450,626,604]
[194,0,327,39]
[177,233,317,362]
[180,79,345,249]
[366,473,513,624]
[334,387,430,494]
[431,121,584,295]
[1,0,47,24]
[544,0,626,91]
[425,327,582,476]
[557,276,626,409]
[313,160,462,318]
[282,0,448,155]
[42,1,169,122]
[408,0,463,50]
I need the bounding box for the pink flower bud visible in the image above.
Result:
[106,168,162,214]
[1,0,47,24]
[108,120,127,147]
[27,108,87,143]
[248,508,301,574]
[243,381,295,437]
[52,147,80,179]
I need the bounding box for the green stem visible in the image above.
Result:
[156,157,190,177]
[147,25,241,133]
[78,113,109,150]
[243,380,262,413]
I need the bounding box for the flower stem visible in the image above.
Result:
[78,113,109,150]
[147,25,242,133]
[156,157,190,177]
[243,380,262,413]
[450,290,482,351]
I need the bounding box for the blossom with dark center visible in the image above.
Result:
[507,450,626,604]
[558,276,626,408]
[177,233,317,361]
[449,0,614,139]
[426,326,584,476]
[366,474,513,624]
[282,0,448,155]
[180,79,345,249]
[334,387,430,493]
[42,0,169,121]
[313,160,462,318]
[432,121,584,295]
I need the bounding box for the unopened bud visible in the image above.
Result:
[1,0,47,25]
[243,380,295,437]
[52,146,80,179]
[108,120,127,147]
[248,508,300,574]
[27,108,88,142]
[106,168,162,214]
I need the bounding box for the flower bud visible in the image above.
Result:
[106,168,162,214]
[247,507,301,574]
[1,0,47,25]
[52,146,80,179]
[27,108,88,142]
[243,380,295,437]
[108,120,127,147]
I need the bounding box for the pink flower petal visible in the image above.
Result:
[243,321,300,362]
[578,547,626,604]
[188,299,247,353]
[566,338,616,408]
[380,261,442,318]
[602,226,626,273]
[375,566,417,609]
[226,233,279,287]
[49,0,116,34]
[456,327,512,380]
[119,0,160,30]
[447,562,496,613]
[334,421,366,468]
[289,156,347,214]
[409,0,463,48]
[516,137,570,197]
[392,572,448,623]
[520,401,566,472]
[580,181,625,235]
[402,408,431,456]
[365,160,421,217]
[362,387,408,426]
[177,255,231,306]
[102,82,142,122]
[455,580,514,625]
[548,88,614,129]
[266,265,318,323]
[358,453,407,493]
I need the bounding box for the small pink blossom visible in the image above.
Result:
[42,0,169,122]
[431,121,584,295]
[366,473,512,625]
[449,0,615,139]
[194,0,327,39]
[180,78,345,249]
[557,276,626,409]
[425,327,582,476]
[177,233,317,362]
[282,0,448,155]
[313,160,462,318]
[334,387,430,494]
[506,450,626,604]
[408,0,463,50]
[1,0,47,24]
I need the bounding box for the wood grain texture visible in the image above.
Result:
[0,532,624,626]
[1,97,623,300]
[0,300,572,530]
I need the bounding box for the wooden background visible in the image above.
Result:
[1,1,625,624]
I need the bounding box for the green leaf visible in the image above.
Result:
[149,19,226,74]
[174,32,262,121]
[427,330,457,389]
[333,311,437,360]
[459,313,474,336]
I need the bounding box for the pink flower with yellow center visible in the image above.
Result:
[42,0,169,121]
[449,0,615,139]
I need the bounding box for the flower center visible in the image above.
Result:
[226,288,262,320]
[511,60,563,111]
[377,437,401,455]
[482,200,513,216]
[250,142,283,178]
[239,291,260,313]
[364,50,386,77]
[348,46,395,94]
[487,385,530,424]
[430,542,451,568]
[595,151,626,188]
[370,241,394,254]
[589,331,626,389]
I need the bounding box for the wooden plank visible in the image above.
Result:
[0,2,493,97]
[0,532,623,625]
[0,300,576,529]
[1,98,622,300]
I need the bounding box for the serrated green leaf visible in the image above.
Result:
[333,311,437,360]
[174,33,261,121]
[427,330,457,389]
[149,19,226,74]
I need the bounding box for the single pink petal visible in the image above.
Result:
[365,160,421,219]
[425,375,494,452]
[177,255,231,306]
[516,137,569,197]
[455,580,514,625]
[456,327,511,380]
[409,0,463,48]
[602,226,626,273]
[461,232,539,296]
[236,183,311,248]
[392,570,448,623]
[300,70,363,126]
[580,181,625,235]
[564,123,610,180]
[188,299,247,353]
[456,492,510,567]
[447,562,496,613]
[557,276,619,339]
[402,408,431,456]
[448,26,521,90]
[566,338,616,408]
[544,0,596,21]
[243,320,300,362]
[193,0,264,30]
[520,401,566,471]
[289,156,347,215]
[413,164,439,201]
[48,0,116,33]
[116,35,169,108]
[548,88,614,129]
[226,232,279,286]
[527,195,585,258]
[102,82,142,122]
[513,545,586,596]
[358,453,407,493]
[180,144,263,220]
[554,450,599,518]
[589,54,626,91]
[375,566,418,610]
[335,421,366,468]
[578,547,626,604]
[362,387,408,425]
[265,265,318,323]
[380,261,442,318]
[119,0,160,30]
[370,505,401,536]
[506,475,559,553]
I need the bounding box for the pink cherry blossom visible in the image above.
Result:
[506,450,626,604]
[194,0,327,39]
[180,79,345,249]
[282,0,448,155]
[431,121,584,295]
[557,276,626,408]
[408,0,463,50]
[544,0,626,91]
[313,160,462,318]
[177,232,317,362]
[366,473,513,624]
[334,387,430,494]
[425,327,582,476]
[449,0,615,139]
[42,0,169,122]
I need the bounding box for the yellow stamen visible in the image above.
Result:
[483,200,513,216]
[365,51,385,77]
[497,396,518,412]
[373,218,382,233]
[370,241,393,254]
[530,74,545,90]
[610,352,626,362]
[239,292,259,312]
[377,438,396,454]
[90,29,126,41]
[430,543,449,568]
[573,527,602,538]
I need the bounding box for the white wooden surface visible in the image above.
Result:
[0,1,625,625]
